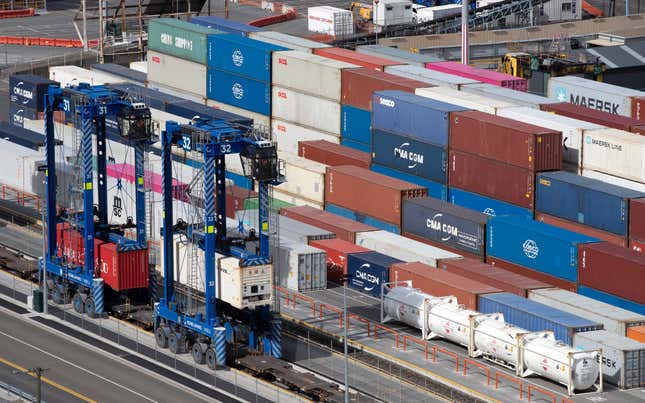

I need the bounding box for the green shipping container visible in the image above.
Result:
[148,18,221,64]
[244,197,294,211]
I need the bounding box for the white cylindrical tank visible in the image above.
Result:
[473,316,522,364]
[428,302,479,346]
[383,287,457,332]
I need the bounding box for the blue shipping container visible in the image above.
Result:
[347,251,403,297]
[536,171,645,236]
[448,187,534,219]
[372,90,468,148]
[91,63,146,83]
[325,203,400,234]
[370,163,447,201]
[207,34,285,82]
[191,16,263,37]
[478,293,604,346]
[578,286,645,316]
[340,138,370,153]
[341,105,371,145]
[486,216,599,282]
[372,129,447,183]
[207,69,271,115]
[9,74,58,111]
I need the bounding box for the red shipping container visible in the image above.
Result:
[579,242,645,305]
[486,256,577,292]
[540,102,645,134]
[535,212,628,248]
[425,61,527,91]
[313,47,404,72]
[630,198,645,241]
[325,165,427,226]
[633,97,645,121]
[97,242,149,291]
[281,205,377,243]
[225,185,257,218]
[449,150,534,209]
[309,238,370,283]
[299,140,371,169]
[631,239,645,254]
[341,68,428,110]
[402,231,483,262]
[450,111,562,172]
[389,262,501,310]
[436,257,551,297]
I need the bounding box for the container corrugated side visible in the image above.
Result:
[236,209,335,244]
[341,68,427,111]
[309,238,370,283]
[341,105,371,145]
[248,31,332,52]
[91,63,146,84]
[460,83,557,108]
[579,286,645,316]
[271,86,341,135]
[347,251,403,297]
[448,187,534,220]
[582,128,645,184]
[281,205,376,243]
[272,119,339,156]
[631,198,645,241]
[416,86,517,114]
[539,102,639,132]
[486,256,577,292]
[370,164,447,201]
[147,50,206,98]
[325,203,401,234]
[148,18,221,64]
[207,69,270,115]
[384,64,479,89]
[426,61,527,91]
[276,242,327,291]
[206,99,270,129]
[298,140,370,169]
[275,152,326,205]
[535,212,627,248]
[314,47,403,71]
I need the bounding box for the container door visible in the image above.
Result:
[623,350,639,389]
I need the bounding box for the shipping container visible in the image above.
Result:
[341,68,426,111]
[341,138,370,153]
[325,203,401,234]
[207,69,270,115]
[451,110,561,171]
[402,197,488,257]
[449,150,534,209]
[298,140,370,169]
[272,120,339,156]
[579,286,645,316]
[426,61,527,91]
[579,242,645,305]
[206,99,270,129]
[547,75,645,117]
[49,65,125,88]
[91,63,146,84]
[190,16,263,36]
[478,292,604,346]
[271,152,326,204]
[573,331,645,389]
[437,257,550,297]
[271,188,323,210]
[347,251,403,297]
[582,128,645,184]
[628,326,645,342]
[130,61,147,73]
[307,6,354,36]
[355,45,443,67]
[341,105,371,145]
[281,205,376,243]
[529,288,645,337]
[448,187,534,219]
[498,106,605,169]
[416,86,517,114]
[314,47,402,71]
[384,64,479,90]
[236,209,335,244]
[271,50,358,102]
[487,215,598,282]
[97,241,149,291]
[248,31,332,53]
[243,196,293,211]
[631,198,645,242]
[540,102,645,134]
[325,165,427,226]
[372,90,466,148]
[534,212,627,247]
[9,104,34,127]
[146,80,205,104]
[460,83,557,108]
[309,238,370,283]
[147,50,206,98]
[147,18,220,64]
[414,4,462,22]
[271,86,341,135]
[217,256,272,310]
[486,256,577,292]
[370,163,447,201]
[207,34,286,82]
[355,230,460,267]
[9,74,59,111]
[582,170,645,195]
[276,241,326,292]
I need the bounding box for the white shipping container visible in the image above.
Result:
[49,65,125,88]
[528,288,645,336]
[206,99,270,130]
[248,31,332,53]
[147,50,207,98]
[307,6,354,36]
[414,4,461,22]
[373,0,414,26]
[355,230,461,266]
[0,139,42,194]
[146,80,205,105]
[497,106,605,169]
[276,242,327,292]
[385,65,479,89]
[582,128,645,184]
[547,76,645,117]
[461,83,559,108]
[275,152,326,205]
[272,119,339,156]
[415,86,518,114]
[582,170,645,193]
[271,50,358,101]
[129,61,148,73]
[271,188,324,210]
[535,0,582,22]
[271,86,341,135]
[218,255,273,310]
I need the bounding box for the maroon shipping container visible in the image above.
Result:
[579,242,645,305]
[486,256,577,292]
[436,257,552,297]
[633,97,644,122]
[450,111,562,172]
[449,150,534,209]
[540,102,645,134]
[341,68,428,110]
[402,231,483,262]
[298,140,371,169]
[98,242,149,291]
[226,185,257,218]
[390,262,501,310]
[309,238,370,283]
[325,165,427,226]
[280,205,377,243]
[631,239,644,254]
[535,212,628,248]
[313,47,403,72]
[630,198,645,241]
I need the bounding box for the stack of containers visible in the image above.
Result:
[535,171,645,247]
[9,74,59,128]
[340,70,428,152]
[630,198,645,252]
[370,90,468,199]
[355,45,444,67]
[309,238,370,284]
[324,165,427,233]
[298,140,371,169]
[486,216,599,291]
[190,16,263,36]
[541,102,645,135]
[385,64,479,90]
[426,61,528,91]
[280,205,377,243]
[264,150,326,208]
[271,50,358,153]
[206,34,287,127]
[448,111,562,212]
[248,31,331,53]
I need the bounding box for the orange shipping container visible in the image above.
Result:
[627,325,645,342]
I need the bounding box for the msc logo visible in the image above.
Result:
[232,83,244,100]
[232,50,244,67]
[523,239,539,259]
[483,208,496,217]
[378,97,395,108]
[555,87,567,102]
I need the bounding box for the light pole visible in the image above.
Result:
[342,274,349,403]
[41,200,47,314]
[13,367,47,403]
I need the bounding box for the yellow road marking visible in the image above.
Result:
[0,356,97,403]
